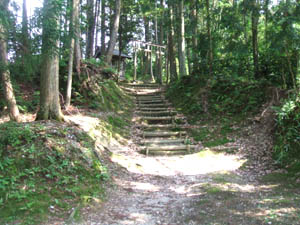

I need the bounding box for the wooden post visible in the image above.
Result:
[159,46,162,84]
[150,45,155,82]
[133,41,137,81]
[166,47,169,84]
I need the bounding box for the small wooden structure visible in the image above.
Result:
[94,47,131,80]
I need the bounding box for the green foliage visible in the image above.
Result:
[82,57,107,67]
[167,76,265,118]
[274,95,300,166]
[102,67,117,76]
[0,122,107,224]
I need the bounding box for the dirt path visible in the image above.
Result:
[73,84,300,225]
[79,146,247,225]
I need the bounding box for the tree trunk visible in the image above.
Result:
[168,2,177,82]
[74,0,81,74]
[86,0,95,58]
[264,0,269,42]
[143,17,151,76]
[178,0,187,77]
[21,0,30,55]
[0,0,21,122]
[191,0,199,73]
[157,0,164,84]
[206,0,213,77]
[105,0,121,64]
[100,0,106,54]
[154,2,162,84]
[65,0,79,109]
[21,0,33,79]
[94,0,100,52]
[251,0,260,79]
[36,0,64,121]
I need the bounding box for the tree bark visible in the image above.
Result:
[143,17,151,76]
[21,0,34,79]
[74,0,81,74]
[191,0,199,73]
[206,0,213,77]
[0,0,21,122]
[105,0,121,64]
[168,2,177,82]
[100,0,106,54]
[264,0,269,42]
[65,0,79,109]
[36,0,64,121]
[178,0,187,76]
[21,0,30,55]
[251,0,260,79]
[94,0,100,52]
[86,0,95,58]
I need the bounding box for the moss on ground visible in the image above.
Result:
[0,81,134,224]
[0,121,107,224]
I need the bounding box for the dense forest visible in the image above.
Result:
[1,0,300,224]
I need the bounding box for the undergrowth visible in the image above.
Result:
[0,121,108,224]
[74,80,133,112]
[167,76,266,118]
[166,76,266,148]
[273,94,300,169]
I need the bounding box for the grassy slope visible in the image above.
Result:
[166,76,266,149]
[0,80,133,224]
[166,77,300,224]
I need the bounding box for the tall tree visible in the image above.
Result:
[191,0,199,73]
[143,16,151,76]
[65,0,80,109]
[74,0,81,74]
[264,0,269,42]
[251,0,260,78]
[167,1,177,81]
[100,0,106,54]
[36,0,64,121]
[206,0,213,77]
[21,0,30,55]
[105,0,121,64]
[0,0,21,122]
[86,0,95,58]
[178,0,187,76]
[94,0,100,51]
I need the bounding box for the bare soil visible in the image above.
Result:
[71,120,300,225]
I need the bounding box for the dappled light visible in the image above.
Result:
[1,0,299,223]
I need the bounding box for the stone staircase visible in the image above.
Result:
[122,83,196,155]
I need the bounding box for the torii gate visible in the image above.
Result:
[132,40,167,83]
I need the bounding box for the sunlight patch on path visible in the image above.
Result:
[111,149,246,176]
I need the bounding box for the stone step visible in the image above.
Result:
[134,92,165,97]
[138,116,173,121]
[136,100,165,104]
[138,103,172,108]
[137,97,164,100]
[140,139,185,145]
[142,131,187,138]
[137,111,177,116]
[137,124,181,129]
[142,144,195,151]
[141,144,196,155]
[137,107,171,111]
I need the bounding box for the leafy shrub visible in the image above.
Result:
[274,96,300,166]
